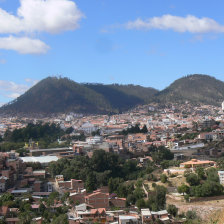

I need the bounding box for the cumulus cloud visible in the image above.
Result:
[0,0,83,54]
[0,0,83,34]
[126,15,224,33]
[0,78,39,102]
[0,80,30,99]
[0,36,50,54]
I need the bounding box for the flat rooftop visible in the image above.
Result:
[20,156,59,163]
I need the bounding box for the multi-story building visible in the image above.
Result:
[85,191,109,208]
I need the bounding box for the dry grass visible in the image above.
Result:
[168,175,187,187]
[167,196,224,221]
[205,209,224,224]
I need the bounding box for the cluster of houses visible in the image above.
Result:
[55,174,171,224]
[68,207,170,223]
[1,104,224,222]
[0,152,171,224]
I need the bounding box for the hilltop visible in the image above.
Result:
[155,74,224,105]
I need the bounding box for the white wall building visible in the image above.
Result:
[222,101,224,111]
[218,171,224,185]
[86,136,103,145]
[80,122,98,134]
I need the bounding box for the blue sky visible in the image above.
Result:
[0,0,224,104]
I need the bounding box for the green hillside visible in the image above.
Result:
[1,74,224,116]
[155,74,224,105]
[0,77,158,115]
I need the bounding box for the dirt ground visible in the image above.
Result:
[167,195,224,222]
[144,174,186,189]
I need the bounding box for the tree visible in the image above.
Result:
[85,172,97,192]
[133,187,145,201]
[194,181,223,197]
[52,214,68,224]
[65,127,74,134]
[195,167,206,180]
[141,125,148,133]
[148,185,167,211]
[92,129,100,136]
[0,193,14,205]
[151,146,174,164]
[19,211,33,224]
[206,168,219,182]
[184,194,190,202]
[39,203,46,216]
[108,178,123,194]
[136,198,146,209]
[62,192,70,203]
[47,192,59,206]
[126,194,136,206]
[177,184,190,195]
[186,210,197,220]
[186,173,199,186]
[160,174,168,183]
[167,204,178,217]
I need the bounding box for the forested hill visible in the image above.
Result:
[0,74,224,116]
[155,74,224,106]
[0,77,158,116]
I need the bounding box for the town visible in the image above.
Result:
[0,102,224,223]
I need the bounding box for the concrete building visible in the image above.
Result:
[141,209,152,223]
[180,159,216,169]
[86,136,103,145]
[218,171,224,185]
[85,191,109,208]
[151,210,169,222]
[222,101,224,111]
[119,215,139,224]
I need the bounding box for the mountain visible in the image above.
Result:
[0,77,158,115]
[155,74,224,106]
[1,74,224,116]
[84,83,157,111]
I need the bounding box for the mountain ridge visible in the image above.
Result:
[155,74,224,105]
[0,77,158,116]
[0,74,224,116]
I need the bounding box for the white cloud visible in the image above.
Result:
[0,78,38,100]
[24,78,38,85]
[7,93,21,99]
[0,80,29,99]
[0,0,83,54]
[0,0,83,34]
[126,15,224,33]
[0,36,50,54]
